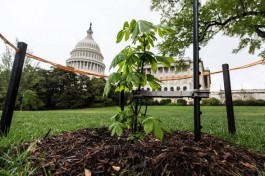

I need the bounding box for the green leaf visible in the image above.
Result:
[131,25,139,41]
[110,52,126,70]
[123,21,129,28]
[109,72,121,83]
[110,113,119,120]
[129,19,137,29]
[125,31,130,41]
[103,72,121,96]
[149,81,160,90]
[142,117,170,140]
[157,27,164,37]
[126,73,133,83]
[143,120,154,134]
[150,59,157,71]
[153,122,164,140]
[156,56,171,67]
[103,80,111,97]
[116,30,124,43]
[146,74,155,82]
[160,122,171,133]
[109,122,124,136]
[166,57,175,63]
[148,37,155,47]
[139,20,154,33]
[131,73,140,84]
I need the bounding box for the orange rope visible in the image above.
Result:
[0,33,264,81]
[0,33,20,52]
[160,59,264,81]
[26,53,108,78]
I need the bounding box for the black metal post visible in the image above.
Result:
[222,64,236,134]
[0,42,27,135]
[119,90,125,111]
[193,0,201,141]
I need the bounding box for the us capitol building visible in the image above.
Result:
[66,25,265,102]
[66,23,106,75]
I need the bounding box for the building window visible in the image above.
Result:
[147,68,151,74]
[164,87,168,91]
[177,86,180,91]
[158,67,163,73]
[147,88,150,92]
[183,86,187,91]
[170,87,174,91]
[170,66,175,72]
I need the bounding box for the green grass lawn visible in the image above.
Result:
[0,106,265,153]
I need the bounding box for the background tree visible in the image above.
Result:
[18,58,45,110]
[0,46,13,109]
[0,44,115,110]
[151,0,265,57]
[175,59,189,73]
[0,44,45,110]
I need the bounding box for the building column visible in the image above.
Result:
[86,62,89,70]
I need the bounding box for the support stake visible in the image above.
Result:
[193,0,201,141]
[0,42,27,135]
[222,64,236,134]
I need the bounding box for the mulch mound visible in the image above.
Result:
[30,128,265,175]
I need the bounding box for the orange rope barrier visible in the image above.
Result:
[26,53,108,78]
[160,59,264,81]
[0,33,20,52]
[0,33,264,81]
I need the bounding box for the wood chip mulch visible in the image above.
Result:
[30,128,265,175]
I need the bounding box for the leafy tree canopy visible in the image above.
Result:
[151,0,265,57]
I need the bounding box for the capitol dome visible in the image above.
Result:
[66,23,105,75]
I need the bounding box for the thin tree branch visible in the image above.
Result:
[199,10,265,42]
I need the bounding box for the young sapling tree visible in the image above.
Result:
[104,19,174,140]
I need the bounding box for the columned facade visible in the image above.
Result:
[143,57,210,92]
[66,23,105,75]
[143,57,211,103]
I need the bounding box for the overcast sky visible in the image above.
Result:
[0,0,264,91]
